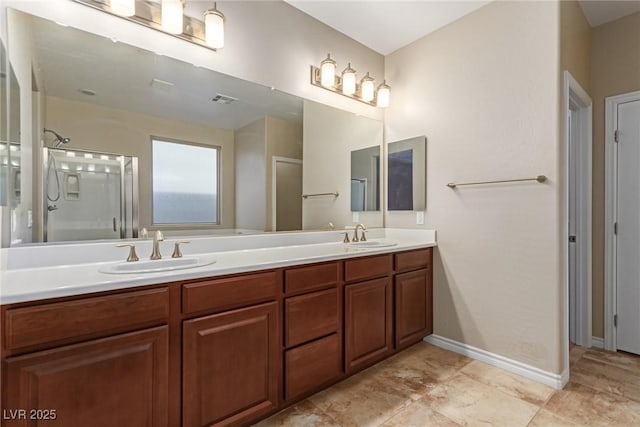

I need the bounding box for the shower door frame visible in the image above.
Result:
[42,147,139,242]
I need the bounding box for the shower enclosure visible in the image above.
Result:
[43,147,139,242]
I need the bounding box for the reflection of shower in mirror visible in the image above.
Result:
[42,147,139,242]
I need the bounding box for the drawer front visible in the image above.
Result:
[344,254,393,282]
[182,271,279,315]
[395,248,433,272]
[285,334,342,401]
[5,288,169,353]
[285,288,338,347]
[285,262,339,295]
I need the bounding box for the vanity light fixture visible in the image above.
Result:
[110,0,135,17]
[341,63,357,95]
[72,0,222,51]
[204,2,225,49]
[376,80,391,108]
[320,54,337,87]
[162,0,184,34]
[360,72,375,102]
[310,54,391,107]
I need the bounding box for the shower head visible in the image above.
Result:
[43,128,71,148]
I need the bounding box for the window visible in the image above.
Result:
[151,138,219,224]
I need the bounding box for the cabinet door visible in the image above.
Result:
[344,277,392,373]
[395,269,433,349]
[3,326,168,427]
[183,302,279,427]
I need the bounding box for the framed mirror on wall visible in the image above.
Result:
[387,136,426,211]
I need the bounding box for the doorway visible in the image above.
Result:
[272,157,302,231]
[563,71,593,381]
[605,90,640,355]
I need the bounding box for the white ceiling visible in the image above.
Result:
[578,0,640,27]
[285,1,490,55]
[28,13,302,132]
[286,0,640,55]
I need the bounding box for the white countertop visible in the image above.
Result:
[0,228,436,305]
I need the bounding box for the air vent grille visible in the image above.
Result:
[211,94,238,104]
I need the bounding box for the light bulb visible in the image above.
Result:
[376,81,391,108]
[110,0,135,17]
[341,63,356,95]
[162,0,183,35]
[205,4,225,49]
[320,54,337,87]
[360,72,375,102]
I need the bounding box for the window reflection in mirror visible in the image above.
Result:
[387,136,426,211]
[350,146,380,212]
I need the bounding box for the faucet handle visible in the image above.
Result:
[154,230,164,241]
[360,230,367,242]
[343,232,350,243]
[116,244,139,262]
[139,227,148,239]
[172,241,190,258]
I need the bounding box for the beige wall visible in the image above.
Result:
[44,96,235,233]
[234,118,266,231]
[385,1,563,373]
[303,100,383,231]
[591,12,640,338]
[560,1,591,91]
[265,117,303,231]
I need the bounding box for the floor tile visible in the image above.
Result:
[571,357,640,402]
[582,348,640,374]
[423,373,540,427]
[543,382,640,426]
[459,360,555,406]
[569,345,588,364]
[308,373,414,427]
[253,400,340,427]
[380,399,461,427]
[526,409,580,426]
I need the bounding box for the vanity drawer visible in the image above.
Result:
[182,271,279,315]
[285,288,338,347]
[285,333,341,401]
[4,288,169,354]
[284,262,339,295]
[344,254,393,282]
[395,248,433,272]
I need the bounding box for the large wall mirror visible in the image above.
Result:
[3,8,383,246]
[387,136,426,211]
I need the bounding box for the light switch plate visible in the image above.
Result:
[416,211,425,225]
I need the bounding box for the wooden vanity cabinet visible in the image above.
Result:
[394,248,433,350]
[344,255,394,374]
[180,271,281,427]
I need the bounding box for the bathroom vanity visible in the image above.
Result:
[0,231,434,426]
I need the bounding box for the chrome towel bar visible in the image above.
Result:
[447,175,546,189]
[302,192,339,199]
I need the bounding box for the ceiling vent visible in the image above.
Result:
[211,93,238,105]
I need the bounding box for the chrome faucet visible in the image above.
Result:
[352,223,367,242]
[150,230,164,260]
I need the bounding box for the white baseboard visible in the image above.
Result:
[591,336,604,349]
[424,335,567,389]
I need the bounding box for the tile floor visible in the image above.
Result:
[256,342,640,426]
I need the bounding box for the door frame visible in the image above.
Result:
[562,71,592,377]
[604,89,640,351]
[271,156,303,231]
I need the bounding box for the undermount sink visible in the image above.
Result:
[347,240,398,249]
[99,256,216,274]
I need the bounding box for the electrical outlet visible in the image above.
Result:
[416,211,425,225]
[352,212,359,223]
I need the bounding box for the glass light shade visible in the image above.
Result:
[376,81,391,108]
[110,0,135,17]
[320,54,337,87]
[205,7,225,49]
[360,73,375,102]
[162,0,183,35]
[341,63,357,95]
